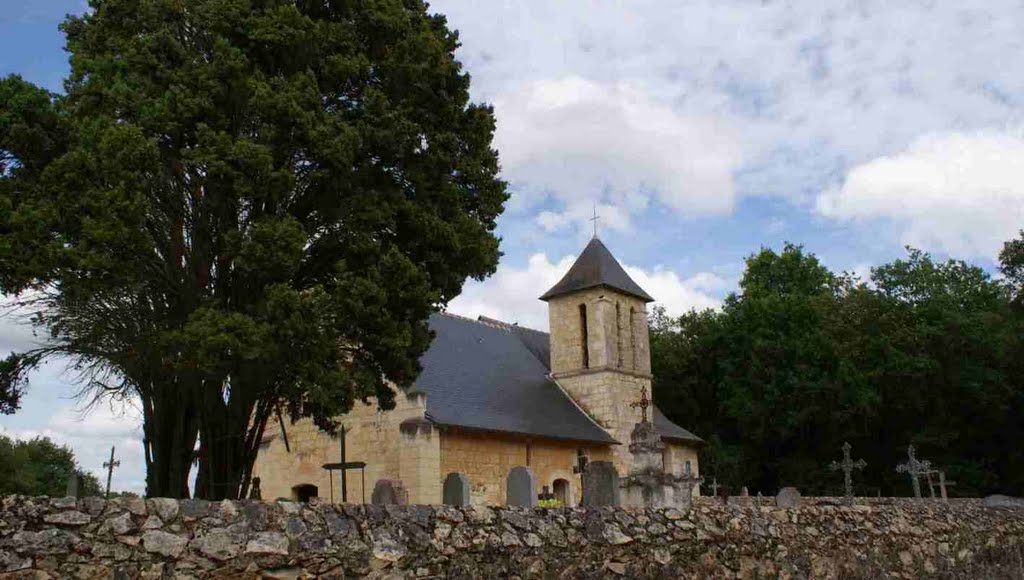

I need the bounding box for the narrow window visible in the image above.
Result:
[579,303,590,368]
[629,307,637,370]
[616,302,623,368]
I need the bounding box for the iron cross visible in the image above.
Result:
[103,445,120,499]
[896,444,932,498]
[630,385,651,423]
[590,203,600,237]
[829,441,867,504]
[937,470,956,501]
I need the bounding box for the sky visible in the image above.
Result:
[2,0,1023,493]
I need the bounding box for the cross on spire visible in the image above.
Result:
[590,203,600,238]
[896,444,932,498]
[630,385,651,423]
[829,441,866,504]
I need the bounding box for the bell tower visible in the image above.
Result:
[541,237,654,472]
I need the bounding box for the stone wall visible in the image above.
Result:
[2,495,1022,579]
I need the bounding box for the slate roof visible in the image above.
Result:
[414,313,616,444]
[413,312,703,447]
[540,237,654,302]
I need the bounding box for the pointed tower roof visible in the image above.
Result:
[540,237,654,302]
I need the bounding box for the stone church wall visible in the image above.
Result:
[253,391,433,504]
[438,429,614,506]
[3,495,1022,579]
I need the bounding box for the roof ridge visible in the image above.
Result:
[476,315,547,335]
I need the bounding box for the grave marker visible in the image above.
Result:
[829,441,867,505]
[371,479,408,505]
[896,445,932,499]
[581,461,619,507]
[443,473,470,507]
[776,487,801,508]
[506,467,537,507]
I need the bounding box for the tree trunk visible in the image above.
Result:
[142,382,199,498]
[194,378,272,500]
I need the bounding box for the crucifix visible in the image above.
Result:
[103,446,120,499]
[895,444,932,499]
[709,477,719,496]
[590,203,600,237]
[937,471,956,501]
[829,441,867,504]
[630,385,651,423]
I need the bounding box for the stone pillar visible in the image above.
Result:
[632,303,651,374]
[398,418,441,505]
[588,295,614,368]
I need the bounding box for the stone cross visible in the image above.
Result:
[709,477,719,496]
[103,446,120,499]
[829,441,867,504]
[896,445,932,498]
[630,385,651,423]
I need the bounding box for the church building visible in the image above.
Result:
[253,237,704,505]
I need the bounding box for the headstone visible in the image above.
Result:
[581,461,620,507]
[442,473,470,507]
[740,486,749,497]
[776,487,801,508]
[66,474,85,499]
[983,495,1024,508]
[249,477,262,500]
[506,466,537,507]
[371,479,408,505]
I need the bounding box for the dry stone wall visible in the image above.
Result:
[1,495,1023,579]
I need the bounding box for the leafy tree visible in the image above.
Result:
[652,243,1024,496]
[0,434,102,497]
[0,0,506,499]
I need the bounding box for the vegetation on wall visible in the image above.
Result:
[652,237,1024,497]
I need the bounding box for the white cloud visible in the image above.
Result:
[495,77,744,232]
[448,252,724,330]
[816,129,1024,258]
[433,0,1024,222]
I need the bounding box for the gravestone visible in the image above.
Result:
[581,461,620,507]
[506,467,537,507]
[776,487,801,508]
[984,495,1024,508]
[371,479,408,505]
[66,474,85,499]
[443,473,471,507]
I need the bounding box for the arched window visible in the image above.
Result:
[579,303,590,368]
[292,484,318,503]
[553,478,571,506]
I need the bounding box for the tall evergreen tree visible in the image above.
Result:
[0,0,506,499]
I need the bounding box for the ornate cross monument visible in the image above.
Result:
[829,441,866,504]
[896,445,932,498]
[630,385,651,423]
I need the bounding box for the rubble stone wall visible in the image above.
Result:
[1,495,1022,579]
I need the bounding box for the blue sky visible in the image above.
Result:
[2,0,1023,492]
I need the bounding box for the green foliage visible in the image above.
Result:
[652,244,1024,497]
[0,0,506,499]
[0,434,102,497]
[537,498,564,508]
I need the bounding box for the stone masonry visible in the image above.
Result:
[2,495,1023,579]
